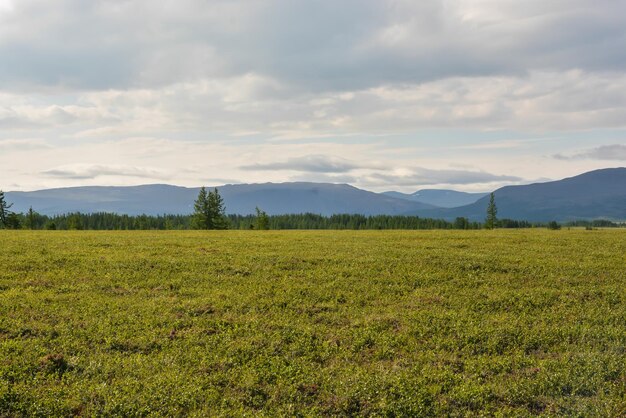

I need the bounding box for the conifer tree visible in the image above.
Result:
[255,207,269,230]
[193,187,228,230]
[485,192,498,230]
[209,188,228,230]
[67,214,83,230]
[0,190,13,229]
[26,207,36,230]
[192,186,213,229]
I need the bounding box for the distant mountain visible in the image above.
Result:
[383,189,488,208]
[6,182,435,216]
[7,184,194,216]
[7,168,626,220]
[411,168,626,222]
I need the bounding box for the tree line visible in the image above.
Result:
[0,188,623,230]
[0,211,536,231]
[0,210,605,231]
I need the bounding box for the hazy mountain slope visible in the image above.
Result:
[411,168,626,222]
[7,185,196,216]
[6,182,435,216]
[216,183,435,216]
[7,168,626,220]
[383,189,488,208]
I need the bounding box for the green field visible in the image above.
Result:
[1,230,625,417]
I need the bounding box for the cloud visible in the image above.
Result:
[0,138,50,150]
[0,101,118,130]
[454,138,553,150]
[1,2,626,139]
[243,158,524,188]
[199,177,243,186]
[0,0,625,192]
[3,69,625,147]
[42,164,168,180]
[289,173,359,184]
[240,155,374,173]
[554,144,626,161]
[0,0,14,13]
[364,168,523,187]
[244,156,525,187]
[0,0,625,92]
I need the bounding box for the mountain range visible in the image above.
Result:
[5,183,435,217]
[411,168,626,222]
[5,168,626,221]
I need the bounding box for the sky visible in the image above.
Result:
[1,0,625,193]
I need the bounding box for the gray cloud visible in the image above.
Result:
[554,144,626,161]
[366,168,523,187]
[1,1,626,136]
[240,155,372,173]
[42,164,168,180]
[243,155,523,187]
[0,0,624,191]
[1,0,625,92]
[289,173,359,184]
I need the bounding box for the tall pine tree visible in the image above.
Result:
[26,207,36,230]
[209,188,228,230]
[193,187,213,229]
[485,192,498,230]
[0,190,13,229]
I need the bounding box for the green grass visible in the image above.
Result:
[1,230,625,417]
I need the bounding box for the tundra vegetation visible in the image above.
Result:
[0,230,625,416]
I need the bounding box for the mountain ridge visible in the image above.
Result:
[5,182,436,216]
[5,168,626,221]
[410,167,626,222]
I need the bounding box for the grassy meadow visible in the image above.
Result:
[0,230,625,416]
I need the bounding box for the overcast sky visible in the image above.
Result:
[1,0,625,192]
